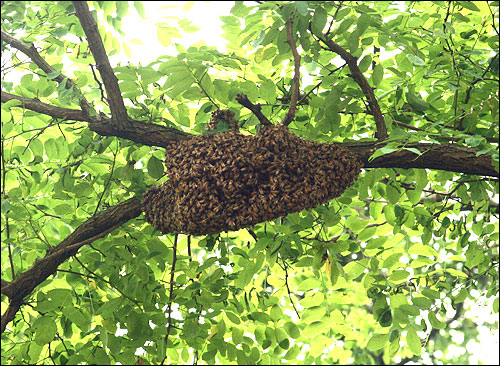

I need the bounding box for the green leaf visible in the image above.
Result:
[389,270,410,282]
[428,311,446,329]
[406,329,422,356]
[344,260,367,280]
[284,322,300,339]
[372,64,384,86]
[33,317,57,345]
[295,1,309,16]
[368,146,398,161]
[412,296,433,309]
[302,306,327,323]
[147,155,164,179]
[407,54,425,66]
[408,244,438,257]
[386,184,401,204]
[299,277,321,291]
[62,306,89,331]
[367,333,389,351]
[399,304,420,316]
[446,268,468,278]
[250,30,266,48]
[133,1,145,18]
[458,1,480,11]
[382,253,402,269]
[300,292,324,308]
[284,344,301,360]
[232,327,243,344]
[270,305,283,321]
[311,7,327,34]
[422,288,440,300]
[406,93,429,112]
[302,321,324,338]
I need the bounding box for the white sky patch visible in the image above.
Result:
[118,1,234,65]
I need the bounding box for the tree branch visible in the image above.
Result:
[281,17,301,126]
[310,27,388,140]
[1,91,93,121]
[161,234,179,365]
[344,141,498,177]
[235,93,272,126]
[71,1,129,125]
[1,30,92,115]
[1,91,191,147]
[0,197,143,333]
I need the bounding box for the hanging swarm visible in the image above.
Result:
[143,114,362,236]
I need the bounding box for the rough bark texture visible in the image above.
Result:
[344,141,497,177]
[1,198,143,302]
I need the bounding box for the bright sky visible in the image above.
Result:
[117,1,234,65]
[114,1,499,364]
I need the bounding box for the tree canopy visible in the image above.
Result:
[1,1,499,365]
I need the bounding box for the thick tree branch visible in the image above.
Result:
[345,141,498,177]
[1,91,191,146]
[0,301,21,335]
[310,28,388,140]
[0,198,143,333]
[281,17,301,126]
[72,1,129,125]
[3,90,495,177]
[1,30,92,115]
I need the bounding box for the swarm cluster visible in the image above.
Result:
[143,122,362,236]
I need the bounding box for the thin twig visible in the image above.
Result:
[162,234,178,365]
[282,17,301,126]
[187,235,192,262]
[282,259,300,319]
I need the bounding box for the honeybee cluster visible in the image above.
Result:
[143,120,362,236]
[205,109,239,131]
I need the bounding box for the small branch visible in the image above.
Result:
[310,26,388,140]
[162,234,179,365]
[235,93,272,126]
[72,1,130,125]
[1,91,92,121]
[282,260,300,319]
[187,235,192,262]
[281,17,301,127]
[1,30,92,115]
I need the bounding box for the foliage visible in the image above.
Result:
[1,1,498,365]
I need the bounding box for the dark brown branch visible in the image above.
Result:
[235,93,272,126]
[2,92,496,177]
[1,197,143,332]
[1,30,92,115]
[1,301,21,334]
[1,91,93,122]
[344,141,498,178]
[1,91,191,147]
[281,17,301,126]
[310,28,388,140]
[72,1,129,125]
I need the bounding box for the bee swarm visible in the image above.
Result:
[143,116,362,236]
